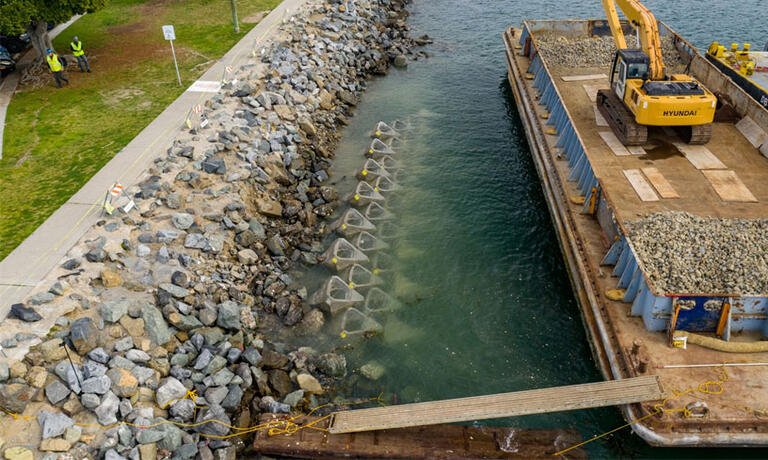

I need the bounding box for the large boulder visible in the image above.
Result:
[101,299,130,323]
[316,353,347,378]
[142,303,172,345]
[107,368,138,398]
[156,377,187,408]
[194,404,231,437]
[9,304,41,322]
[95,391,120,425]
[37,410,74,439]
[216,301,241,330]
[0,384,35,413]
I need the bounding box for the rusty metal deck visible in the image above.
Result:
[252,415,586,459]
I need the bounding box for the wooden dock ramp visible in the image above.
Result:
[329,375,663,434]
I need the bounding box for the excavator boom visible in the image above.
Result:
[600,0,665,79]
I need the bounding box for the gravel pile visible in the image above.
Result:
[0,0,425,458]
[536,34,686,71]
[625,212,768,295]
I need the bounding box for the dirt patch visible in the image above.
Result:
[94,0,171,72]
[243,11,269,23]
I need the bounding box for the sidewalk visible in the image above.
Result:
[0,0,304,313]
[0,15,83,160]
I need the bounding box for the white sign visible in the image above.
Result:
[162,25,176,41]
[122,200,135,213]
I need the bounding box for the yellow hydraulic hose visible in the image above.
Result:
[673,330,768,353]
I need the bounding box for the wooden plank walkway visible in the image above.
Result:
[329,376,663,434]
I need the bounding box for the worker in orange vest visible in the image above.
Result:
[46,49,69,88]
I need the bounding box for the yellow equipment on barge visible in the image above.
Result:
[503,1,768,449]
[707,41,768,109]
[597,0,717,145]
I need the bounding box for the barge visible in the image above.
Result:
[503,19,768,446]
[706,42,768,110]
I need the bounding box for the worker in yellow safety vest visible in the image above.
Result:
[70,36,90,73]
[45,49,70,88]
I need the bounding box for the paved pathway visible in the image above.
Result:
[0,15,83,160]
[0,0,303,312]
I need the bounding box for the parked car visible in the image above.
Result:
[0,34,30,54]
[0,45,16,77]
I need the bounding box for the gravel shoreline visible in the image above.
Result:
[0,0,426,458]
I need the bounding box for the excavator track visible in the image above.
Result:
[596,89,647,146]
[674,123,712,145]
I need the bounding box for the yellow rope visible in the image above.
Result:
[0,391,385,440]
[553,365,729,457]
[552,409,661,457]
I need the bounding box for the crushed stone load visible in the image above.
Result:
[625,212,768,295]
[535,34,686,71]
[0,0,429,458]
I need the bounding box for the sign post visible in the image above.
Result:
[163,25,182,86]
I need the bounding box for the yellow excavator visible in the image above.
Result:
[597,0,717,145]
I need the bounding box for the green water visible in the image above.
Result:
[299,1,767,458]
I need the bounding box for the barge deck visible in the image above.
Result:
[504,19,768,446]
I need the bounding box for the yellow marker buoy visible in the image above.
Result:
[372,269,379,275]
[341,224,347,229]
[361,170,368,176]
[349,283,355,288]
[375,130,381,136]
[368,149,374,154]
[332,257,338,264]
[374,187,379,192]
[340,332,347,339]
[354,194,360,201]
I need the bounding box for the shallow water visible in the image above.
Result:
[297,1,767,458]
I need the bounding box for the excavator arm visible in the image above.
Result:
[600,0,665,79]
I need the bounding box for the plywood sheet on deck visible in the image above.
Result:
[702,170,757,202]
[736,116,768,148]
[672,143,727,170]
[582,84,607,102]
[641,167,679,198]
[594,106,608,127]
[562,73,607,82]
[623,169,659,201]
[598,131,646,156]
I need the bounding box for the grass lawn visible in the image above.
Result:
[0,0,279,260]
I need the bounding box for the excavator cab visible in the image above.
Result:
[610,49,650,99]
[598,0,717,145]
